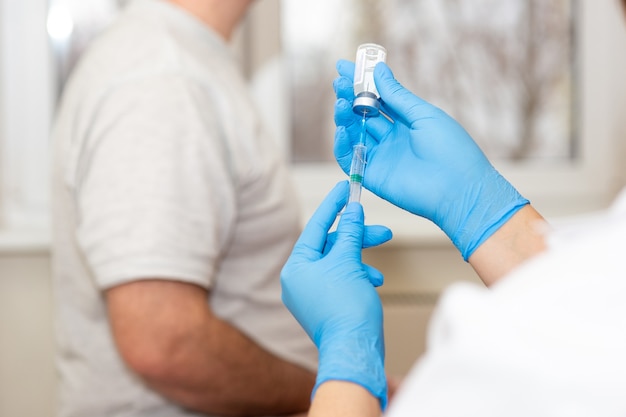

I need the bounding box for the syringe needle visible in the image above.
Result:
[358,112,367,144]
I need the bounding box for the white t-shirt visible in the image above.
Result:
[50,1,316,416]
[387,189,626,416]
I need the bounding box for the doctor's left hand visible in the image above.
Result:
[281,181,392,410]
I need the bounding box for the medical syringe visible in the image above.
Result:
[348,114,368,203]
[348,43,386,204]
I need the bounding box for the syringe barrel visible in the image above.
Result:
[353,43,387,116]
[348,144,367,203]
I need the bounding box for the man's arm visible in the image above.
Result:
[106,279,315,416]
[468,204,547,287]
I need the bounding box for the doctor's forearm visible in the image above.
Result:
[468,204,547,286]
[309,381,381,417]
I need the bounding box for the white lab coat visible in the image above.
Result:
[387,188,626,416]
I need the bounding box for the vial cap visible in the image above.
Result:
[353,92,380,116]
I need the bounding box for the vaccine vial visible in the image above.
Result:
[353,43,387,116]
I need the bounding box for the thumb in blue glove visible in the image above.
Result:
[333,59,528,260]
[281,181,392,410]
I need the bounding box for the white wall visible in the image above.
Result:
[0,251,56,417]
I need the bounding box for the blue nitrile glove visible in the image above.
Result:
[333,60,529,260]
[281,181,392,410]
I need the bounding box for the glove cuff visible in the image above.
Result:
[462,199,529,260]
[313,333,388,410]
[450,168,529,261]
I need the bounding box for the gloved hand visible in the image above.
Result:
[333,60,529,260]
[281,181,392,410]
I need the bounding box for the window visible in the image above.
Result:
[1,0,625,244]
[283,0,576,163]
[0,0,125,236]
[264,0,626,237]
[0,0,54,231]
[0,0,128,251]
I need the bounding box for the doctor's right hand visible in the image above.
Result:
[281,181,391,410]
[334,60,529,260]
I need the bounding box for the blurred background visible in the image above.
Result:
[1,0,625,415]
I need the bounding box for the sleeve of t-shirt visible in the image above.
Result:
[74,74,236,290]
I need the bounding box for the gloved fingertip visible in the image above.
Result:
[365,265,385,287]
[334,78,355,101]
[335,179,350,192]
[345,201,363,213]
[335,97,351,112]
[332,77,339,93]
[370,272,384,288]
[336,59,355,78]
[339,202,364,225]
[374,62,393,79]
[373,65,397,96]
[327,181,349,205]
[380,227,393,243]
